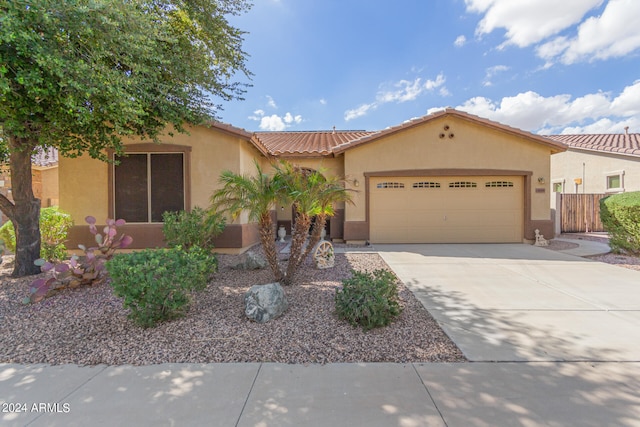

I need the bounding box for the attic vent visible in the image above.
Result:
[377,182,405,189]
[485,181,514,188]
[413,181,441,188]
[449,181,477,188]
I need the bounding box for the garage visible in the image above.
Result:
[370,175,524,243]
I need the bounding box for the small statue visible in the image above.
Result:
[534,229,549,247]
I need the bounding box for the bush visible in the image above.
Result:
[600,192,640,254]
[107,246,217,328]
[335,269,402,331]
[0,206,73,261]
[162,207,225,252]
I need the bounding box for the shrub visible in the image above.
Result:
[600,192,640,254]
[162,207,225,252]
[0,206,74,261]
[107,246,217,328]
[335,269,402,331]
[27,216,133,304]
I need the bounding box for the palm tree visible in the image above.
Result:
[210,161,283,282]
[273,161,354,285]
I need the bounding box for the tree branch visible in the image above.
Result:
[0,193,16,222]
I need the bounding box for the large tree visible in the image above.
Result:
[0,0,251,276]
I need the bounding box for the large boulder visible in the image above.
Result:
[244,282,288,323]
[233,252,267,270]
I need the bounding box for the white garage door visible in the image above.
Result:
[370,176,523,243]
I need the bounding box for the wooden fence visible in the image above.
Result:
[560,193,607,233]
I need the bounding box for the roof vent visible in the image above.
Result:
[332,126,336,134]
[624,126,629,136]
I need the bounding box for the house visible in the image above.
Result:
[0,147,59,224]
[548,131,640,194]
[58,108,566,250]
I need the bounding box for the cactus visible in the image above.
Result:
[26,216,133,304]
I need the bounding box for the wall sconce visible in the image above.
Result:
[353,179,360,187]
[538,177,545,184]
[280,206,284,211]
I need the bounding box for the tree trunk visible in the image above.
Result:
[259,212,283,282]
[284,211,311,285]
[7,138,42,277]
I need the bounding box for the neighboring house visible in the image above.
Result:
[548,131,640,194]
[59,108,566,251]
[0,147,59,224]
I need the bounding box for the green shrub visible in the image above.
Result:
[335,269,402,331]
[600,192,640,254]
[162,207,225,252]
[106,246,217,328]
[0,206,73,261]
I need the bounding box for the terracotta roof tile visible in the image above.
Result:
[254,130,375,156]
[547,133,640,157]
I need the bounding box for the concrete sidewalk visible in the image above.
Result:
[3,362,640,426]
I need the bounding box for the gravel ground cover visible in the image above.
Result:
[0,248,465,365]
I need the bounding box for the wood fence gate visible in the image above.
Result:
[560,193,607,233]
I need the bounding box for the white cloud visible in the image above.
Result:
[446,80,640,133]
[542,0,640,64]
[466,0,640,65]
[249,108,303,131]
[319,98,327,105]
[345,103,376,121]
[283,112,302,124]
[345,73,448,121]
[266,95,277,109]
[483,65,510,87]
[465,0,603,47]
[454,35,467,47]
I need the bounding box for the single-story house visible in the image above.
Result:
[548,131,640,194]
[59,108,567,251]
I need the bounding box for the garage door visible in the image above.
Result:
[370,176,523,243]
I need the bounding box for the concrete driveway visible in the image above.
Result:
[376,244,640,362]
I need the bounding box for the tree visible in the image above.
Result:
[0,0,251,276]
[210,162,284,282]
[273,162,353,285]
[211,160,354,286]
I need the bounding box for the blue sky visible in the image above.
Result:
[219,0,640,135]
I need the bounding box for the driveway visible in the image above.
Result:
[376,244,640,362]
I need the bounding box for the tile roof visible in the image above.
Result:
[547,133,640,157]
[253,130,375,156]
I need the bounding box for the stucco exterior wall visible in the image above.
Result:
[551,149,640,194]
[343,116,552,224]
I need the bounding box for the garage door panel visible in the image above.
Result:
[370,175,523,243]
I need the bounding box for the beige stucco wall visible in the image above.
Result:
[343,116,553,222]
[39,167,60,206]
[551,149,640,194]
[59,125,261,225]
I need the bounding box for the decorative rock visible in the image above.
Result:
[233,252,267,270]
[244,283,288,323]
[534,229,549,247]
[314,240,335,269]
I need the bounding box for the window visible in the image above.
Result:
[449,181,477,188]
[485,181,514,188]
[376,182,405,189]
[412,181,440,188]
[114,152,185,222]
[605,170,624,193]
